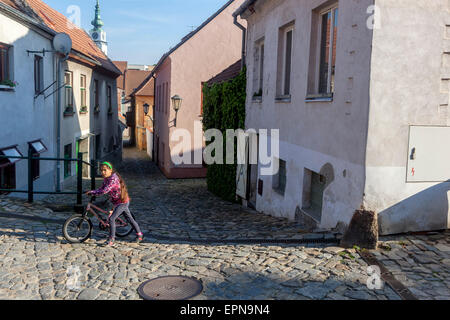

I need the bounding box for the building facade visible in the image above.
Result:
[114,61,154,150]
[236,0,450,235]
[0,0,121,196]
[131,78,154,152]
[140,0,246,178]
[0,0,56,197]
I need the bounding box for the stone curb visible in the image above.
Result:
[358,249,418,300]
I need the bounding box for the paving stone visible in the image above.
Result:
[295,282,332,300]
[77,288,101,300]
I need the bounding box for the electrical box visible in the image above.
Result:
[407,126,450,182]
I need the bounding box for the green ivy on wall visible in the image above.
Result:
[202,67,246,202]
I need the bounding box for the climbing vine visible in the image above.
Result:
[202,67,246,202]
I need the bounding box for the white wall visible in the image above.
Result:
[365,0,450,234]
[244,0,374,229]
[0,12,56,197]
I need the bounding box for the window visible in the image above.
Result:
[95,135,101,160]
[28,140,47,181]
[64,144,72,178]
[307,3,338,99]
[200,82,206,115]
[272,159,287,195]
[302,168,326,222]
[162,83,166,114]
[80,75,87,112]
[283,30,293,95]
[34,55,43,94]
[276,24,294,98]
[94,79,99,112]
[319,7,338,94]
[157,85,161,112]
[107,85,112,113]
[64,71,73,112]
[0,146,22,194]
[253,39,265,99]
[165,82,169,115]
[259,43,265,96]
[0,43,11,83]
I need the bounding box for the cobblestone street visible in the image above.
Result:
[0,148,448,300]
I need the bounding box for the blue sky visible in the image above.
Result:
[43,0,228,64]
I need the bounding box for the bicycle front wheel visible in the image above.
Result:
[63,215,93,243]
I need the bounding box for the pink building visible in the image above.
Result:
[138,0,246,178]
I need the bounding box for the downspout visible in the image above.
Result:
[55,53,69,192]
[151,74,156,162]
[233,14,246,69]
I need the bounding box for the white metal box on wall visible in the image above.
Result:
[407,126,450,182]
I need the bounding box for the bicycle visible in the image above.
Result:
[63,196,136,243]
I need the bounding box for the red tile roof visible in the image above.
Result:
[113,61,128,89]
[135,75,154,96]
[207,60,242,86]
[125,69,152,97]
[2,0,120,76]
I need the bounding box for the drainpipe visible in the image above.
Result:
[233,14,246,69]
[151,74,156,162]
[55,53,69,192]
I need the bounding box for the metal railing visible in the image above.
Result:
[0,150,97,205]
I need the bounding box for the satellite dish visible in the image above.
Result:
[53,33,72,56]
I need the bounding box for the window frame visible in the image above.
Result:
[107,85,112,113]
[94,79,99,112]
[276,22,295,100]
[80,74,87,110]
[34,55,43,95]
[253,38,265,100]
[0,42,11,83]
[165,82,169,115]
[282,26,294,97]
[64,71,73,111]
[163,83,166,114]
[63,143,72,179]
[318,4,338,95]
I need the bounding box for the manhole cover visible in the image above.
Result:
[138,276,203,300]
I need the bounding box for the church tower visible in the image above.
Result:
[90,0,108,55]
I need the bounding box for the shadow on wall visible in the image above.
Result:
[378,182,450,235]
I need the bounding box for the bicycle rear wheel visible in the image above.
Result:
[115,212,136,238]
[63,215,93,243]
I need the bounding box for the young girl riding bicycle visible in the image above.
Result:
[87,162,144,247]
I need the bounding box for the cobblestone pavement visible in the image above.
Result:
[0,215,399,300]
[374,232,450,300]
[0,147,445,300]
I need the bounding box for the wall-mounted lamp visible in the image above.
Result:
[171,95,182,127]
[143,102,154,123]
[143,103,150,116]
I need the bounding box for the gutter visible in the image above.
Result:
[233,13,247,69]
[0,2,55,38]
